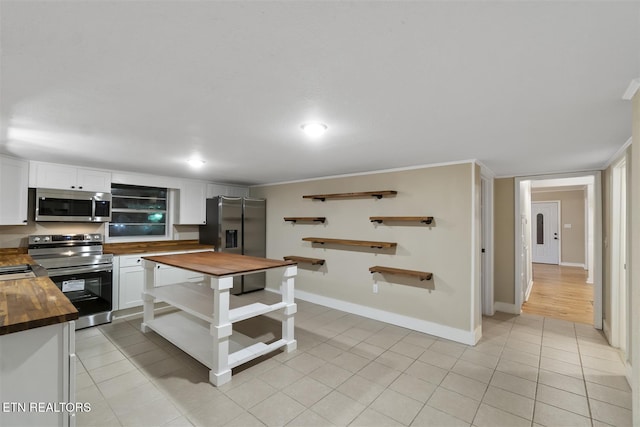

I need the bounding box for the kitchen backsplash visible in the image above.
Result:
[0,224,200,249]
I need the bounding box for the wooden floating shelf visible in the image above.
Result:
[283,256,325,265]
[370,216,434,225]
[303,191,397,201]
[284,217,326,223]
[303,237,397,249]
[369,266,433,281]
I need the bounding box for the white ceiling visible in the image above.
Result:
[1,1,639,185]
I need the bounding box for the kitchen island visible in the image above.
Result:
[140,251,297,386]
[0,255,79,427]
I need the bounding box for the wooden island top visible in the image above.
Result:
[143,251,295,277]
[104,239,214,256]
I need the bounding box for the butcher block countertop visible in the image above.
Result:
[104,239,214,256]
[0,253,78,335]
[0,254,35,267]
[0,276,78,336]
[143,251,294,277]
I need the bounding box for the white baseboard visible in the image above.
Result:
[560,262,586,268]
[602,319,612,344]
[524,279,534,302]
[267,287,480,346]
[494,301,521,315]
[625,361,632,387]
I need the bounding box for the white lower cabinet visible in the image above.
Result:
[117,251,207,310]
[0,322,76,427]
[118,263,145,310]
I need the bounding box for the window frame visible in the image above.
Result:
[106,183,174,242]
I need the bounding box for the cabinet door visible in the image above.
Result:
[0,323,73,427]
[118,266,145,309]
[33,162,77,190]
[76,168,112,192]
[176,180,206,225]
[0,156,29,225]
[206,183,249,198]
[225,185,250,198]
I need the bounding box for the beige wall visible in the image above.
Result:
[252,163,476,338]
[532,190,586,265]
[494,178,515,305]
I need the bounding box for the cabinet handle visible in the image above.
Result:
[71,185,75,189]
[137,259,141,263]
[22,219,27,223]
[157,265,161,269]
[79,186,83,189]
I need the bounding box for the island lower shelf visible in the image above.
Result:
[145,311,288,370]
[145,281,287,324]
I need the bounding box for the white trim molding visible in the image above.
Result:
[267,288,480,346]
[622,78,640,100]
[603,137,632,170]
[559,262,586,268]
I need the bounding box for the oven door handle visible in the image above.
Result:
[47,264,113,277]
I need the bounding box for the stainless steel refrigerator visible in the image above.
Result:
[199,196,266,295]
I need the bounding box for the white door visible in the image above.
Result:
[531,202,559,264]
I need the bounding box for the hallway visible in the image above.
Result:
[522,264,593,325]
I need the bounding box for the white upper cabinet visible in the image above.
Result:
[206,183,249,198]
[29,162,112,192]
[177,181,249,225]
[0,155,29,225]
[175,179,207,225]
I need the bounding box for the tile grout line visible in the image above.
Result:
[530,316,546,427]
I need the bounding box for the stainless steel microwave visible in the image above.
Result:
[35,188,112,222]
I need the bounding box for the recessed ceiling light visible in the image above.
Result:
[187,158,206,168]
[301,122,328,137]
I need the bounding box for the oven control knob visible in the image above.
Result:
[33,237,41,242]
[43,236,50,242]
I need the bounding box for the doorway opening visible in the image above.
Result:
[514,172,601,328]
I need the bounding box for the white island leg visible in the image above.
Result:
[281,265,297,352]
[210,275,234,386]
[140,260,157,333]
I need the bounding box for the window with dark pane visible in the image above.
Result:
[109,184,168,238]
[536,213,544,244]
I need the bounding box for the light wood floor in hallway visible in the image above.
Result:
[522,263,593,324]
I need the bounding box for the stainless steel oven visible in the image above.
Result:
[28,233,113,330]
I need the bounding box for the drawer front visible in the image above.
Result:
[119,255,146,268]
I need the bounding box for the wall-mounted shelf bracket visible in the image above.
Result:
[283,256,325,265]
[369,216,434,225]
[302,237,397,249]
[369,266,433,281]
[284,217,326,223]
[302,191,397,201]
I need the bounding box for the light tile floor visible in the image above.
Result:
[75,291,632,426]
